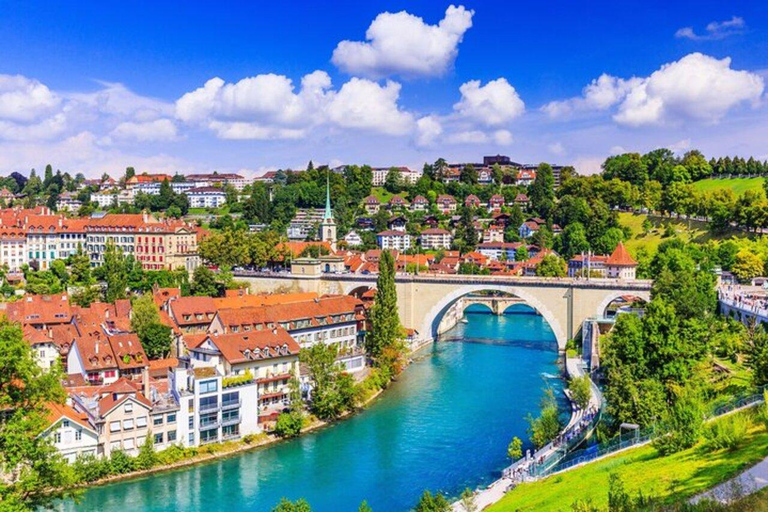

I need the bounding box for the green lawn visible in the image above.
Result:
[370,187,407,203]
[619,212,718,256]
[488,411,768,511]
[692,177,765,196]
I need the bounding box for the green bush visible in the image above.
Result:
[135,435,157,470]
[568,375,592,410]
[704,414,749,451]
[156,444,190,465]
[223,370,254,388]
[273,411,305,438]
[72,453,111,483]
[109,450,135,474]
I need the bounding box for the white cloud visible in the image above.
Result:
[675,16,745,41]
[548,142,565,155]
[454,78,525,126]
[110,119,178,142]
[415,115,442,146]
[327,79,414,135]
[331,5,474,78]
[615,53,763,126]
[446,130,488,144]
[542,74,641,118]
[543,53,764,127]
[493,129,513,145]
[0,75,61,122]
[177,73,415,139]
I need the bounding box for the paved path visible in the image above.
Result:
[453,357,600,511]
[691,456,768,504]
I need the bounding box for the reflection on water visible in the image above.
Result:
[61,311,561,512]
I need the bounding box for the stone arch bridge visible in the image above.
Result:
[235,272,652,350]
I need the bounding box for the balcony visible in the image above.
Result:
[199,419,220,431]
[221,398,242,411]
[222,415,241,427]
[199,401,220,413]
[256,372,292,385]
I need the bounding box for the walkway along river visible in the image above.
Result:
[60,306,563,511]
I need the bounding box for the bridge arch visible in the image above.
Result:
[596,290,651,318]
[420,284,567,350]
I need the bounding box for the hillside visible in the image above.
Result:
[692,177,765,196]
[618,212,743,255]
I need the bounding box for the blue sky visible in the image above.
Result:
[0,1,766,177]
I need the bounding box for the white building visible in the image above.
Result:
[170,366,260,446]
[377,230,412,251]
[56,192,82,213]
[92,189,135,209]
[344,230,363,247]
[186,187,227,209]
[0,227,28,271]
[41,403,99,463]
[371,167,419,187]
[419,228,452,250]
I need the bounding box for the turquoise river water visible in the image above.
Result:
[61,306,561,511]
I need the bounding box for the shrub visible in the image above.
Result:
[704,414,749,451]
[273,411,305,438]
[568,375,592,410]
[135,435,158,470]
[72,453,111,483]
[109,450,135,474]
[527,389,562,449]
[223,370,254,388]
[156,444,189,465]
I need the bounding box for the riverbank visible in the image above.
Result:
[60,312,561,511]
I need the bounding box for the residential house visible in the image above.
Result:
[363,196,381,214]
[387,215,407,232]
[464,195,481,209]
[483,225,504,243]
[488,194,505,212]
[377,230,412,251]
[568,254,609,278]
[343,230,363,247]
[436,195,457,214]
[166,296,218,334]
[419,228,452,250]
[410,195,429,212]
[41,402,99,463]
[388,195,409,211]
[477,242,522,261]
[516,169,537,186]
[186,187,227,209]
[514,193,529,209]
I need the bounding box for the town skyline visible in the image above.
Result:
[0,1,766,177]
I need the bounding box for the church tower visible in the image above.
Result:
[319,173,337,251]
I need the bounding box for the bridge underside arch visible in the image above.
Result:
[421,284,568,350]
[597,291,651,318]
[503,303,537,315]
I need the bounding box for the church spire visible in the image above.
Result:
[324,171,332,219]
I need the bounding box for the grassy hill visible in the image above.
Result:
[692,177,765,196]
[619,212,722,255]
[487,409,768,511]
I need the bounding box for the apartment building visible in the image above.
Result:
[419,228,452,250]
[377,230,412,251]
[0,227,27,270]
[186,187,227,209]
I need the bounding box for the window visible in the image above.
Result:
[188,433,194,445]
[188,417,194,429]
[222,391,239,407]
[200,429,218,443]
[63,420,70,428]
[222,409,239,423]
[54,432,61,443]
[199,395,218,411]
[154,433,164,445]
[199,380,217,394]
[200,412,218,429]
[123,418,134,430]
[110,441,121,452]
[104,370,116,379]
[136,416,147,428]
[75,430,82,441]
[153,416,163,426]
[167,413,176,424]
[167,430,177,442]
[123,438,135,450]
[110,421,121,433]
[124,402,133,413]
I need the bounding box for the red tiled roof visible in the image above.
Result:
[169,296,217,326]
[44,402,94,432]
[215,296,362,332]
[202,330,300,365]
[606,242,637,266]
[6,294,72,325]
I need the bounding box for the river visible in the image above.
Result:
[61,306,561,511]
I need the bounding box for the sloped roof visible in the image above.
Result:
[202,329,300,364]
[606,242,637,267]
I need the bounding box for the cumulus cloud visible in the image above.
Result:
[177,73,415,139]
[493,129,513,145]
[0,75,67,140]
[548,142,565,155]
[543,53,764,127]
[415,116,443,146]
[110,119,178,142]
[675,16,745,41]
[453,78,525,126]
[331,5,474,78]
[446,130,489,144]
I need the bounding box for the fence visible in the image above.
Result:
[536,385,768,479]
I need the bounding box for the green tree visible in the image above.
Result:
[70,244,93,285]
[190,265,221,297]
[271,498,312,512]
[135,435,157,470]
[515,246,529,261]
[568,375,592,410]
[273,410,305,438]
[367,251,402,362]
[535,254,567,277]
[507,436,523,460]
[0,321,77,510]
[131,294,162,335]
[732,249,764,282]
[384,168,403,193]
[414,490,451,512]
[139,323,173,359]
[300,344,354,420]
[102,240,128,302]
[358,501,373,512]
[459,488,477,512]
[526,389,562,448]
[529,163,556,219]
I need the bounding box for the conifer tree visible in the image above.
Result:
[367,250,401,359]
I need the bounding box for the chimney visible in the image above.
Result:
[95,342,99,354]
[142,366,150,399]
